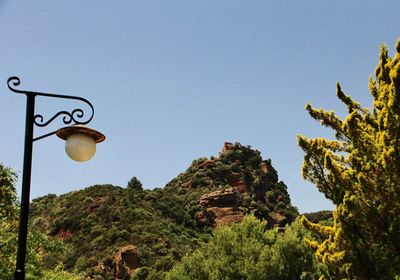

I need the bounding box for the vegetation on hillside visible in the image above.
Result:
[30,185,206,279]
[166,215,328,280]
[25,143,301,279]
[299,39,400,279]
[27,143,297,279]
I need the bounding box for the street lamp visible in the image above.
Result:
[7,76,105,280]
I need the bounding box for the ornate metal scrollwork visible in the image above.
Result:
[33,108,87,127]
[7,76,94,128]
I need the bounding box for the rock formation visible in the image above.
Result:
[114,245,140,280]
[190,143,298,228]
[198,187,245,227]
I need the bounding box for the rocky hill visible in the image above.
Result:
[166,142,298,228]
[29,142,298,279]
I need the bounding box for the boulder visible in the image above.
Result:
[114,245,140,280]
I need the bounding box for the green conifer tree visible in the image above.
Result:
[298,40,400,279]
[127,176,143,191]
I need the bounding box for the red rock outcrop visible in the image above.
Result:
[114,245,140,280]
[186,143,294,229]
[207,207,244,227]
[198,188,290,228]
[198,188,244,227]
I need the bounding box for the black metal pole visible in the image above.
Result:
[14,94,35,280]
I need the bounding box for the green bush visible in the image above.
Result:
[166,215,327,280]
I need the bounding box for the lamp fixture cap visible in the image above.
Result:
[56,125,105,143]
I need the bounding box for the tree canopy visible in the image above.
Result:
[166,215,326,280]
[127,176,143,191]
[298,40,400,279]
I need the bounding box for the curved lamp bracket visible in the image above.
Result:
[7,76,95,141]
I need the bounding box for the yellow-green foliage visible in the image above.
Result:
[298,39,400,279]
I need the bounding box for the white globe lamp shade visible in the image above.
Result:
[56,125,105,162]
[65,133,96,162]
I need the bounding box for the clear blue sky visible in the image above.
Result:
[0,1,399,213]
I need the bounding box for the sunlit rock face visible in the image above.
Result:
[198,187,244,227]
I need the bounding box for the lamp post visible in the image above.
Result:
[7,76,105,280]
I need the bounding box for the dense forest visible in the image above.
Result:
[1,40,400,279]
